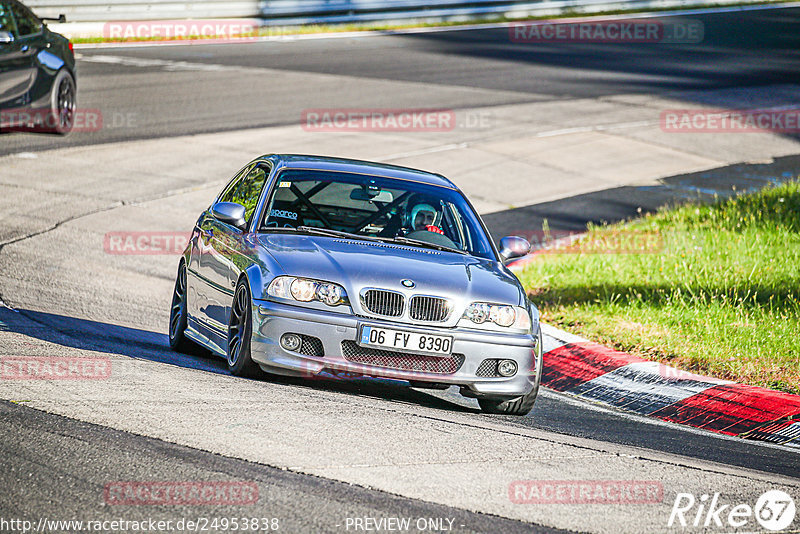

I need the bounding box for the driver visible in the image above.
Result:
[406,199,444,235]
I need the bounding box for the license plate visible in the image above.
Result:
[359,325,453,356]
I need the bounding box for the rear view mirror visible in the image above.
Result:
[0,31,14,44]
[211,201,247,229]
[350,187,393,203]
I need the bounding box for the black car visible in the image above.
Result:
[0,0,75,134]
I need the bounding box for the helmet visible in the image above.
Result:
[405,195,441,230]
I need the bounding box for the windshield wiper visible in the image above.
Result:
[263,225,381,242]
[383,236,468,255]
[297,226,386,241]
[264,226,467,254]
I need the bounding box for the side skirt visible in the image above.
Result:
[186,317,227,358]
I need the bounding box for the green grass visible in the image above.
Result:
[517,181,800,394]
[71,0,789,44]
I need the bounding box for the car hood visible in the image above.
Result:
[257,234,525,309]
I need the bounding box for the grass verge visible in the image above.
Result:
[517,181,800,394]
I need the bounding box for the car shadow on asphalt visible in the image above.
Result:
[0,306,228,373]
[261,372,480,414]
[0,306,477,414]
[482,155,800,244]
[483,184,676,242]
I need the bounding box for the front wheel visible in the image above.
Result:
[478,325,543,416]
[227,279,262,378]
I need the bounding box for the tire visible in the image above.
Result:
[169,261,204,354]
[478,391,537,416]
[478,325,543,416]
[46,69,76,135]
[227,278,262,378]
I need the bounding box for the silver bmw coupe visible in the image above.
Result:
[169,154,543,415]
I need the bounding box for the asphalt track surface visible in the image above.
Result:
[2,6,800,533]
[0,400,550,533]
[2,5,800,155]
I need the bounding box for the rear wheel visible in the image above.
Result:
[47,69,76,135]
[227,279,262,378]
[478,325,543,416]
[169,261,204,354]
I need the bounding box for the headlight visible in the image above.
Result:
[462,302,531,331]
[267,276,347,307]
[490,305,516,327]
[267,276,293,299]
[316,282,345,306]
[463,303,491,323]
[290,279,316,302]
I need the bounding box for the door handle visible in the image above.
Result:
[20,45,29,53]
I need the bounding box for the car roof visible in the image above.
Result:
[260,154,458,190]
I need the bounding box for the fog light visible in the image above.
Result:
[280,333,302,351]
[498,359,518,377]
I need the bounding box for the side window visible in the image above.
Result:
[219,164,269,223]
[217,164,252,203]
[0,3,17,35]
[9,1,40,36]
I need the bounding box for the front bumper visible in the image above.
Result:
[250,299,539,398]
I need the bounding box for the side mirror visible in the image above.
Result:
[0,31,14,44]
[499,236,531,262]
[211,201,247,229]
[40,14,67,23]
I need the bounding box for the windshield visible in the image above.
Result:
[260,169,496,259]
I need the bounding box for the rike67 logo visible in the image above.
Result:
[669,490,796,531]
